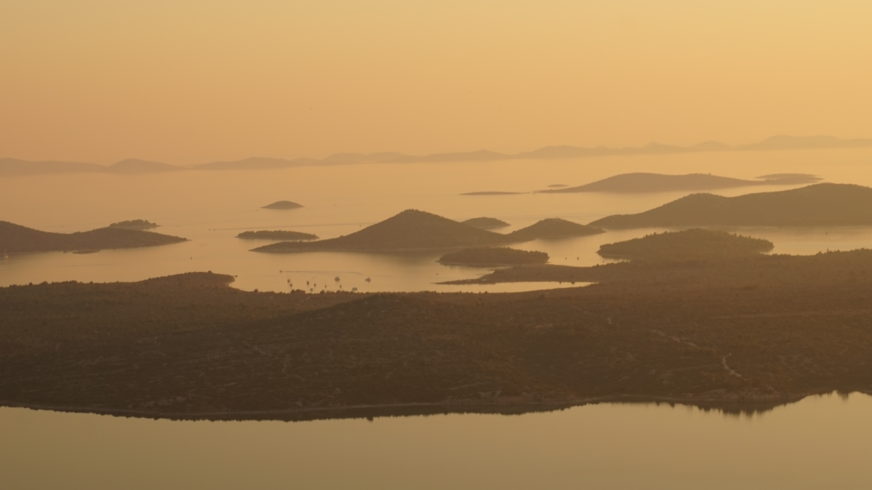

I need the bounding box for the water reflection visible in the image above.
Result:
[3,149,872,293]
[1,392,869,490]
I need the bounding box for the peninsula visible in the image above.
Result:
[4,247,872,421]
[0,221,187,254]
[590,183,872,228]
[540,172,820,194]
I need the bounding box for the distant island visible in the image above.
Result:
[597,229,774,262]
[0,221,186,254]
[236,230,318,241]
[254,210,505,253]
[253,210,602,254]
[438,247,548,267]
[5,246,872,421]
[262,200,303,210]
[507,218,603,241]
[540,172,821,194]
[3,135,870,175]
[590,183,872,228]
[108,219,159,231]
[461,217,510,230]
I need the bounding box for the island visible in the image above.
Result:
[461,217,510,230]
[236,230,318,241]
[252,210,603,254]
[507,218,603,241]
[539,172,822,194]
[438,247,548,267]
[590,183,872,228]
[262,200,303,210]
[108,219,159,231]
[597,229,774,261]
[0,220,187,254]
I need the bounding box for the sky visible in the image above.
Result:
[2,0,871,163]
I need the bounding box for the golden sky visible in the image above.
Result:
[2,1,871,163]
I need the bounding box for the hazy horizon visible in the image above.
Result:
[4,1,872,163]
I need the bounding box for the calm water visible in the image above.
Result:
[1,393,870,490]
[3,147,872,292]
[4,149,872,488]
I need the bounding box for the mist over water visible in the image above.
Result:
[3,148,872,292]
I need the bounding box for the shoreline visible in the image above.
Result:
[2,389,859,423]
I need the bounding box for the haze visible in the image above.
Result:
[3,0,871,163]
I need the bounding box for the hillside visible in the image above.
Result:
[542,173,759,193]
[461,217,510,230]
[254,209,506,253]
[591,183,872,228]
[0,221,187,254]
[508,218,603,241]
[597,229,774,261]
[6,251,872,420]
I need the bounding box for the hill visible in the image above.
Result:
[597,229,774,261]
[542,173,759,193]
[591,183,872,228]
[236,230,318,241]
[262,200,303,210]
[461,217,510,230]
[508,218,603,241]
[541,172,821,194]
[438,247,548,267]
[254,209,506,253]
[0,221,186,254]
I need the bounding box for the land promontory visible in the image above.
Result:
[597,229,774,261]
[0,221,187,254]
[540,172,820,194]
[590,183,872,228]
[4,248,872,421]
[236,230,318,241]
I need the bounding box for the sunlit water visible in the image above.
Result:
[1,392,870,490]
[3,147,872,292]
